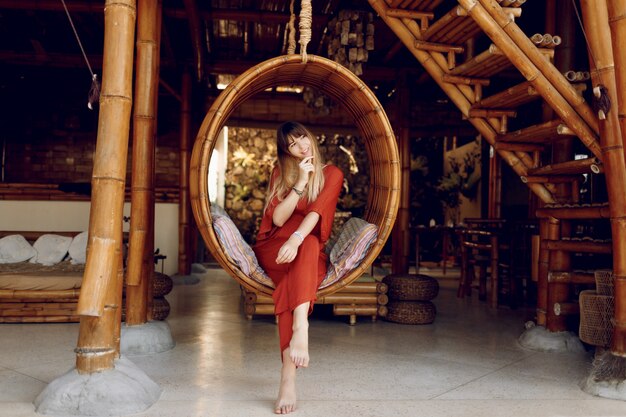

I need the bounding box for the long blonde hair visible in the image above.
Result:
[264,121,325,212]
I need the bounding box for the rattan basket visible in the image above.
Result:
[153,272,173,297]
[579,289,614,347]
[382,274,439,301]
[386,300,436,325]
[152,297,171,321]
[594,270,613,297]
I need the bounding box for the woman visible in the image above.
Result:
[253,121,343,414]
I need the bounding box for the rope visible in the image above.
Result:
[570,0,597,72]
[60,0,100,109]
[287,0,297,55]
[298,0,312,63]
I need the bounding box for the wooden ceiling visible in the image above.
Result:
[0,0,528,134]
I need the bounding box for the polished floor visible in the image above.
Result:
[1,266,626,417]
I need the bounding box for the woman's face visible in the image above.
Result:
[287,134,313,160]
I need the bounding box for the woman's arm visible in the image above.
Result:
[272,156,314,227]
[275,211,320,264]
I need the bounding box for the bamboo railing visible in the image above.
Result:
[580,0,626,357]
[75,0,136,374]
[126,0,161,325]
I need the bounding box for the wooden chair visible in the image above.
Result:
[457,219,510,308]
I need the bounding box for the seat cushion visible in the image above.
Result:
[320,218,378,289]
[0,235,37,264]
[212,212,274,288]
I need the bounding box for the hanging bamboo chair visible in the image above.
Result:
[190,54,400,298]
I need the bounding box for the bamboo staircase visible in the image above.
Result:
[369,0,626,349]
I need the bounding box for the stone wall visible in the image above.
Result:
[224,127,369,242]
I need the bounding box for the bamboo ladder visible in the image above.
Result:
[369,0,626,350]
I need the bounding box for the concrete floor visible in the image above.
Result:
[1,267,626,417]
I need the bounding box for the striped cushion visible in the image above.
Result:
[212,215,274,288]
[320,218,378,289]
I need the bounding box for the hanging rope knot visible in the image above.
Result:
[298,0,312,63]
[592,85,611,120]
[87,74,101,110]
[287,0,297,55]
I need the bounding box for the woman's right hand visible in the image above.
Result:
[296,156,314,188]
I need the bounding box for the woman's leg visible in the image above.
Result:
[275,348,297,414]
[289,301,310,367]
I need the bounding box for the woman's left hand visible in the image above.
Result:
[276,236,302,264]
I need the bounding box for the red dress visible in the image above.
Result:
[253,165,343,353]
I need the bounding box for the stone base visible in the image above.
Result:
[518,323,585,353]
[121,321,175,355]
[581,349,626,400]
[35,356,161,416]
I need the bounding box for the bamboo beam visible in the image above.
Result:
[554,302,579,316]
[520,175,578,184]
[126,0,161,325]
[477,0,600,135]
[75,0,136,374]
[548,271,596,284]
[498,120,573,143]
[536,203,611,219]
[544,239,612,254]
[495,143,544,152]
[581,0,626,357]
[475,81,539,109]
[178,70,192,275]
[368,0,555,204]
[528,158,602,176]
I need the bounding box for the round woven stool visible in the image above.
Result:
[153,272,174,297]
[152,297,171,321]
[386,301,436,325]
[382,273,439,301]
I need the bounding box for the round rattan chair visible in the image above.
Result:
[190,54,400,298]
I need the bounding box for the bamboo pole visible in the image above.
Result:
[477,0,600,135]
[368,0,555,204]
[182,0,203,81]
[581,0,626,356]
[607,0,626,155]
[548,271,597,284]
[392,73,410,274]
[126,0,161,325]
[498,119,569,143]
[75,0,136,374]
[178,70,192,275]
[537,218,558,326]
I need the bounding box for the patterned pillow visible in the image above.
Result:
[320,218,378,289]
[212,215,274,288]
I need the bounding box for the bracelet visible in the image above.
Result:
[292,231,304,243]
[292,187,304,196]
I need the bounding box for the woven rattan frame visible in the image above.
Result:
[190,54,400,297]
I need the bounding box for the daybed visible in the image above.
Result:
[0,231,172,323]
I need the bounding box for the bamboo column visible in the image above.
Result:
[580,0,626,356]
[126,0,161,325]
[368,0,556,205]
[542,0,575,333]
[487,148,501,218]
[392,72,410,274]
[75,0,136,373]
[178,70,192,275]
[607,1,626,157]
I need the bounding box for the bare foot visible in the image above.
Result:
[275,351,297,414]
[289,323,309,367]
